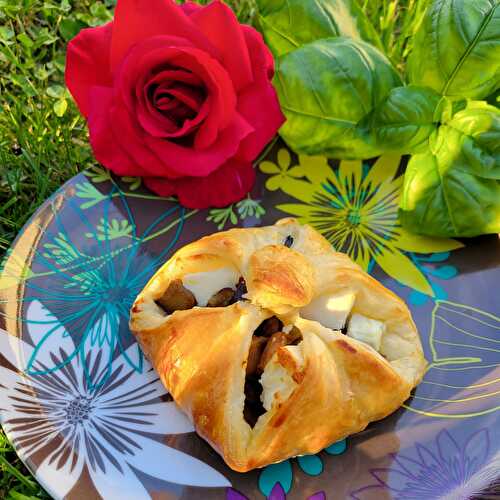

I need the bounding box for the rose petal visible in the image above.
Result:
[165,49,236,148]
[109,82,252,179]
[65,22,113,118]
[236,26,285,162]
[138,69,208,138]
[138,76,209,138]
[144,159,256,208]
[190,0,253,91]
[111,0,218,73]
[87,86,151,177]
[143,111,253,177]
[117,35,197,115]
[137,100,183,137]
[181,1,202,16]
[110,97,183,178]
[142,177,177,198]
[159,84,205,112]
[116,38,237,148]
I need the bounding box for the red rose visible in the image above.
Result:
[66,0,284,208]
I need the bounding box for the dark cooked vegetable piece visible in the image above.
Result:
[234,276,248,301]
[284,235,294,247]
[156,279,197,313]
[207,288,236,307]
[246,336,268,376]
[255,316,283,337]
[287,326,302,344]
[243,376,266,428]
[243,319,303,427]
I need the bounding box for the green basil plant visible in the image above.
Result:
[256,0,500,237]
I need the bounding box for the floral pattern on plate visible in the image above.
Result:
[351,428,499,499]
[1,142,499,499]
[259,149,463,297]
[0,300,229,499]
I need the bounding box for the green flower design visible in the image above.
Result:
[207,205,238,230]
[236,196,266,219]
[207,196,266,230]
[121,176,142,191]
[74,182,107,209]
[260,149,463,296]
[259,148,307,191]
[86,217,134,241]
[84,165,112,183]
[43,232,81,264]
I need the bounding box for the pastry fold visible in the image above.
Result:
[130,218,427,471]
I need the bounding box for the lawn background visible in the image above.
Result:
[0,0,425,497]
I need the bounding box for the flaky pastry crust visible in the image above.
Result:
[130,218,427,471]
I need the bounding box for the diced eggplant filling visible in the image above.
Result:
[243,377,265,428]
[234,276,248,302]
[156,276,248,313]
[206,276,248,307]
[156,279,197,313]
[243,317,303,427]
[258,327,302,372]
[255,316,282,337]
[246,336,267,375]
[207,287,235,307]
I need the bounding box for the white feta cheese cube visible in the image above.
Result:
[301,292,356,330]
[347,313,385,351]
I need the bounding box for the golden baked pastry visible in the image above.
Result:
[129,218,427,472]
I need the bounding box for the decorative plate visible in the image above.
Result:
[1,142,499,500]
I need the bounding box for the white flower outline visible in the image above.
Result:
[0,300,230,499]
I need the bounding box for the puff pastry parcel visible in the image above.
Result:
[129,218,426,472]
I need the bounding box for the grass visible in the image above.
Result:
[0,0,420,497]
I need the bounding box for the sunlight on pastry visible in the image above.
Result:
[182,267,240,306]
[301,291,356,330]
[129,218,427,472]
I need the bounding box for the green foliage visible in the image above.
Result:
[274,37,402,158]
[407,0,500,99]
[361,0,431,72]
[0,431,50,499]
[255,0,382,57]
[256,0,500,237]
[400,102,500,237]
[359,85,445,154]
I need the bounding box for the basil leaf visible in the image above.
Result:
[274,37,402,158]
[255,0,382,57]
[408,0,500,100]
[400,102,500,237]
[360,85,445,154]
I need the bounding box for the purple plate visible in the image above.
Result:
[1,142,499,499]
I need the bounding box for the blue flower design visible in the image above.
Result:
[258,439,347,496]
[351,428,498,499]
[406,252,458,306]
[2,180,197,390]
